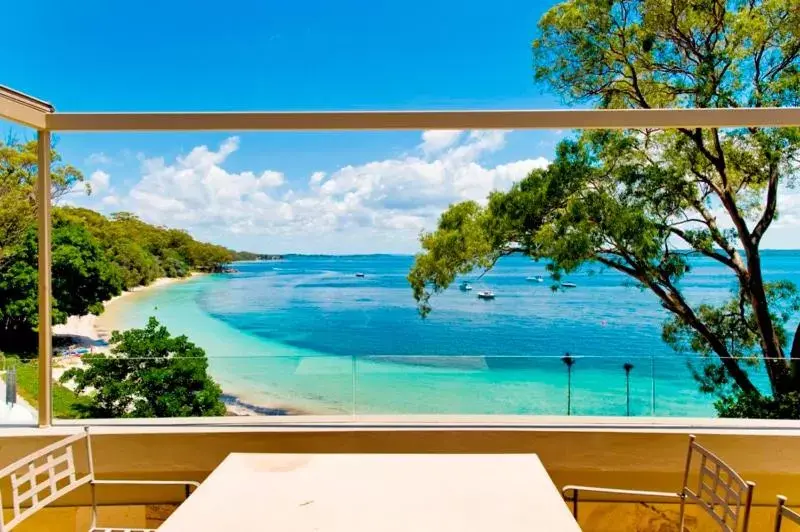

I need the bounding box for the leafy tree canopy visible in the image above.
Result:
[0,138,85,263]
[410,0,800,417]
[61,317,226,418]
[59,208,239,286]
[0,218,123,349]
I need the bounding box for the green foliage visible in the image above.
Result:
[0,137,85,263]
[531,0,800,109]
[59,208,238,286]
[411,0,800,418]
[409,201,498,315]
[61,317,226,418]
[0,219,123,348]
[716,390,800,420]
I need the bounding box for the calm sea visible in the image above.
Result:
[107,252,800,417]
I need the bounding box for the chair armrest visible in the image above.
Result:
[562,485,680,500]
[92,479,201,489]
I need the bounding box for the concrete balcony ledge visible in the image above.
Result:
[1,415,799,525]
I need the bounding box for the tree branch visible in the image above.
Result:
[655,272,759,394]
[666,226,736,269]
[751,163,779,244]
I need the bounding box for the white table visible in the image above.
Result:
[159,453,581,531]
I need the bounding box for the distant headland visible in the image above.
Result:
[231,252,285,261]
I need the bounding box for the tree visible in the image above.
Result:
[562,353,576,415]
[0,138,85,264]
[409,0,800,417]
[59,207,240,282]
[61,317,226,418]
[0,219,123,350]
[623,362,634,416]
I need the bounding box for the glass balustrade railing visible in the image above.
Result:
[37,352,775,421]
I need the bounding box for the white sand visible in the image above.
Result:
[54,275,203,345]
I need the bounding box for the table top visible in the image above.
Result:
[159,453,581,531]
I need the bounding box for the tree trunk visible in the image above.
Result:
[742,246,792,395]
[683,310,759,395]
[601,256,760,396]
[789,323,800,387]
[650,277,760,395]
[680,129,789,397]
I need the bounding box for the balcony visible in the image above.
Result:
[1,419,800,530]
[2,86,800,531]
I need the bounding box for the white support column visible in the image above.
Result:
[37,130,52,427]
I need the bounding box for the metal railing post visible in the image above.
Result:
[352,354,357,420]
[37,130,53,427]
[650,354,655,416]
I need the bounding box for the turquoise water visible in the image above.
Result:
[107,252,800,417]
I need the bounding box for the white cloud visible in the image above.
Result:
[89,170,110,194]
[258,170,285,188]
[101,195,119,207]
[86,152,112,165]
[420,130,463,155]
[117,131,549,252]
[309,171,327,186]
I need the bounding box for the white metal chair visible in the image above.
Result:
[775,496,800,531]
[562,434,756,531]
[0,426,199,531]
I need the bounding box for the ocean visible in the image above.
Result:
[103,252,800,417]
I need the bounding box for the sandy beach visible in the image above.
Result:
[53,275,200,347]
[52,273,300,416]
[51,276,203,391]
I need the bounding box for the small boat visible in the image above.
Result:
[459,281,473,291]
[477,290,496,300]
[561,282,577,288]
[355,272,366,278]
[526,275,544,283]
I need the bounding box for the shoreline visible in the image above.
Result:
[52,272,307,417]
[53,274,205,351]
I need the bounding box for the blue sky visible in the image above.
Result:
[4,0,799,252]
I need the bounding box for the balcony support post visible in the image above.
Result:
[37,130,52,428]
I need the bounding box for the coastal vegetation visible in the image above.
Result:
[0,139,253,353]
[410,0,800,418]
[61,317,225,418]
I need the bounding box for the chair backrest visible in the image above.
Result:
[680,435,755,532]
[775,496,800,531]
[0,430,94,531]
